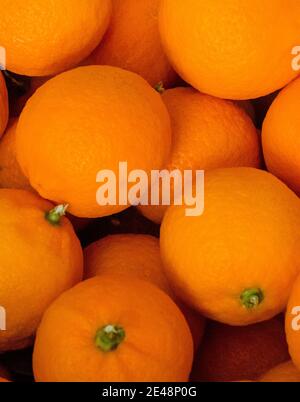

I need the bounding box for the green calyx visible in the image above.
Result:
[154,81,165,94]
[240,288,264,309]
[95,324,126,352]
[45,204,68,226]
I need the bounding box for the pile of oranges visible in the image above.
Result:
[0,0,300,383]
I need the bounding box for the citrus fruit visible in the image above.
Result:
[160,167,300,325]
[84,234,205,349]
[0,72,8,137]
[159,0,300,99]
[87,0,178,87]
[286,274,300,371]
[33,275,193,382]
[263,77,300,195]
[138,87,261,224]
[16,66,171,218]
[0,189,83,351]
[0,0,112,76]
[260,361,300,382]
[0,119,32,190]
[191,316,289,382]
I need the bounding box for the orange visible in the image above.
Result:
[0,0,112,76]
[0,189,83,351]
[263,77,300,195]
[33,275,193,382]
[16,66,171,218]
[191,316,289,382]
[84,234,205,350]
[87,0,178,88]
[260,361,300,382]
[286,275,300,371]
[0,378,9,382]
[138,87,261,224]
[160,168,300,326]
[0,119,32,190]
[159,0,300,100]
[0,72,8,137]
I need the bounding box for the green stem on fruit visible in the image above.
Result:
[154,81,165,94]
[95,324,125,352]
[240,288,264,309]
[45,204,68,226]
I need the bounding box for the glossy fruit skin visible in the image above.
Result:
[260,361,300,382]
[0,0,112,76]
[139,87,261,224]
[16,66,171,218]
[263,78,300,195]
[159,0,300,100]
[286,275,300,372]
[33,275,194,382]
[84,234,205,350]
[87,0,178,87]
[160,168,300,326]
[191,316,289,382]
[0,72,9,137]
[0,119,32,190]
[0,189,83,352]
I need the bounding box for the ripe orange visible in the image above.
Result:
[0,72,8,137]
[260,361,300,382]
[286,275,300,372]
[16,66,171,218]
[33,275,193,382]
[160,168,300,325]
[87,0,178,88]
[84,234,205,350]
[138,87,261,224]
[0,119,31,190]
[0,0,112,76]
[0,378,9,382]
[191,316,289,382]
[0,189,83,351]
[159,0,300,99]
[263,77,300,195]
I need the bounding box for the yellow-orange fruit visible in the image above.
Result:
[161,168,300,325]
[191,316,289,382]
[0,0,112,76]
[260,361,300,382]
[16,66,171,218]
[286,275,300,372]
[0,189,83,351]
[87,0,178,88]
[159,0,300,99]
[139,87,261,224]
[263,78,300,195]
[84,234,205,350]
[0,119,32,190]
[33,275,193,382]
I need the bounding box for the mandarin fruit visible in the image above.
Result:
[84,234,205,350]
[16,66,171,218]
[139,87,261,224]
[191,316,289,382]
[159,0,300,99]
[87,0,177,87]
[0,189,83,351]
[263,77,300,195]
[0,0,112,76]
[260,361,300,382]
[0,72,8,137]
[33,275,193,382]
[161,168,300,325]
